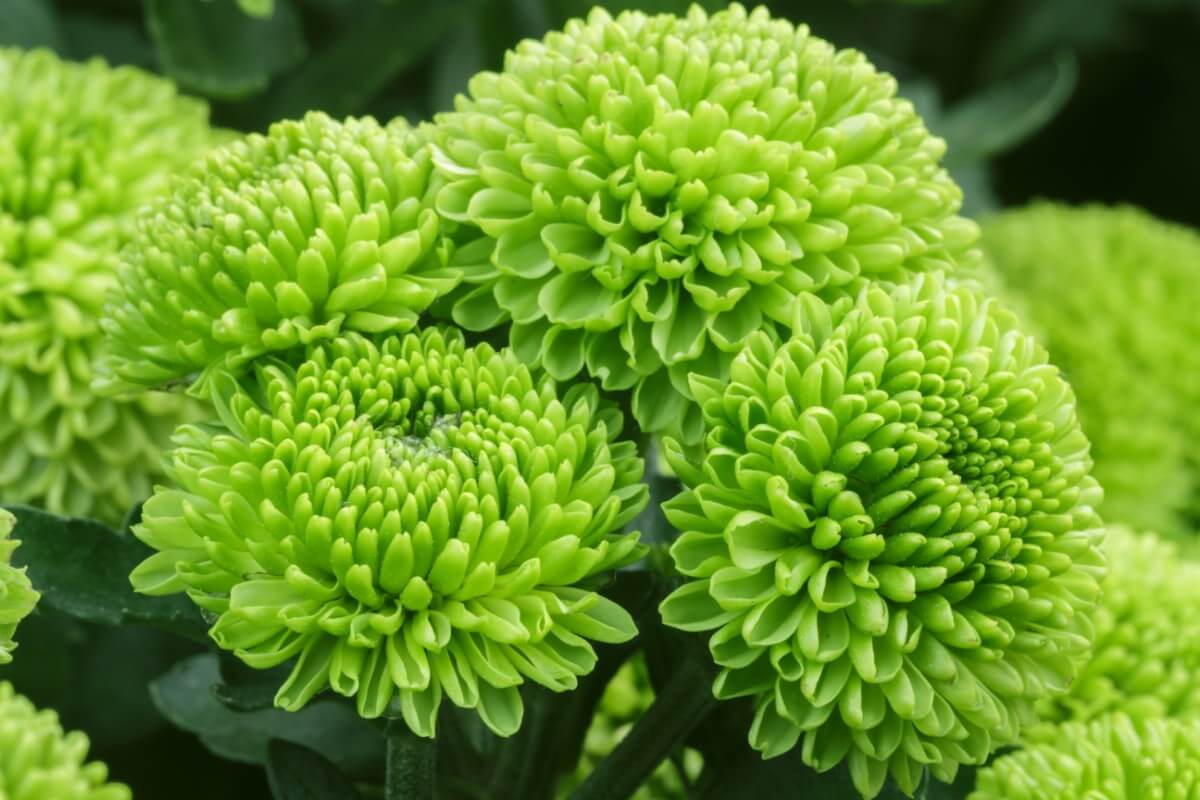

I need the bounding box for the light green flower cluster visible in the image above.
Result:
[0,508,38,664]
[131,328,647,736]
[430,3,977,444]
[970,714,1200,799]
[87,6,1107,791]
[1038,525,1200,724]
[659,275,1105,798]
[0,681,130,800]
[98,112,469,396]
[0,48,214,522]
[556,653,704,800]
[982,204,1200,535]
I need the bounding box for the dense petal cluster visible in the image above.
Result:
[556,653,704,799]
[132,328,647,736]
[981,203,1200,535]
[99,112,467,394]
[0,681,130,800]
[431,3,978,443]
[0,509,38,664]
[970,714,1200,799]
[1038,525,1200,723]
[0,48,212,521]
[659,275,1104,798]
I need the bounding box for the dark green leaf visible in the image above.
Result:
[430,18,488,114]
[145,0,306,100]
[61,10,157,69]
[267,739,362,800]
[921,764,977,800]
[950,161,1000,219]
[0,0,61,48]
[2,504,205,640]
[151,653,385,780]
[937,53,1078,163]
[980,0,1120,79]
[215,653,294,712]
[259,0,469,121]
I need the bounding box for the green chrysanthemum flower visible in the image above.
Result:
[0,48,213,521]
[658,275,1105,798]
[0,509,38,664]
[981,203,1200,535]
[970,714,1200,799]
[0,681,130,799]
[131,327,647,736]
[1038,525,1200,724]
[430,3,978,444]
[98,111,467,395]
[556,653,704,800]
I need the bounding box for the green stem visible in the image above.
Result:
[569,656,716,800]
[385,719,437,800]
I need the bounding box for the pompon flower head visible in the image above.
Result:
[130,327,647,736]
[0,681,130,800]
[430,3,978,444]
[1038,525,1200,724]
[98,111,467,395]
[556,653,704,799]
[0,48,213,521]
[982,203,1200,535]
[970,714,1200,799]
[0,509,39,664]
[657,275,1105,798]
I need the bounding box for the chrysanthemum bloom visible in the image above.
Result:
[982,203,1200,535]
[98,112,468,397]
[658,275,1105,798]
[0,681,130,799]
[0,509,39,664]
[0,48,213,521]
[430,4,978,444]
[1037,525,1200,724]
[556,653,704,799]
[131,328,647,736]
[970,714,1200,799]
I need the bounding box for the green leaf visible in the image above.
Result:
[937,53,1078,164]
[215,654,294,712]
[430,16,488,114]
[259,0,468,122]
[1,504,205,640]
[150,653,385,780]
[266,739,362,800]
[145,0,306,100]
[238,0,275,17]
[61,10,156,68]
[0,0,61,48]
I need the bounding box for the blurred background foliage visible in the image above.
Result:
[7,0,1200,228]
[3,0,1199,797]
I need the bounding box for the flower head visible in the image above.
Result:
[131,327,647,736]
[0,509,38,664]
[430,3,978,444]
[1039,525,1200,724]
[99,112,466,395]
[658,275,1105,798]
[970,714,1200,799]
[0,681,130,799]
[0,48,213,521]
[982,203,1200,535]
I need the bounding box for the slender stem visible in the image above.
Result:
[385,719,437,800]
[570,656,716,800]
